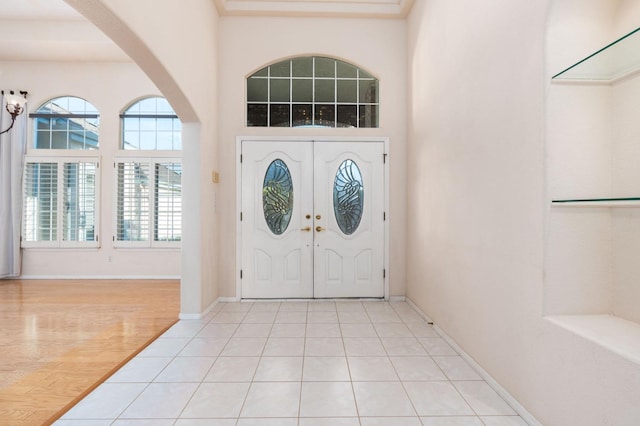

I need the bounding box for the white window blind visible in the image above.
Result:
[63,162,97,243]
[23,162,58,244]
[23,158,99,248]
[116,161,150,243]
[115,159,181,247]
[154,162,182,242]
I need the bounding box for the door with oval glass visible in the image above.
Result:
[241,140,385,298]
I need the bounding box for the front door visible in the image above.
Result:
[241,140,385,299]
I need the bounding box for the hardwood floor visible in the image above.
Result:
[0,279,180,426]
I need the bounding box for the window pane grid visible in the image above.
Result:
[116,162,150,242]
[121,97,181,150]
[31,97,100,150]
[247,56,379,128]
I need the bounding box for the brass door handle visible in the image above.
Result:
[301,226,311,232]
[315,226,325,232]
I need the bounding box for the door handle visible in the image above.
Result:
[315,226,326,232]
[301,226,312,232]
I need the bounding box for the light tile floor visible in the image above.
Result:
[54,301,528,426]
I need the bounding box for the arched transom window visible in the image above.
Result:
[121,96,182,150]
[32,96,99,150]
[247,56,379,128]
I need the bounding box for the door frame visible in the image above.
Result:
[236,136,390,300]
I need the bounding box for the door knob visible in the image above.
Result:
[300,226,311,232]
[315,215,321,220]
[315,226,325,232]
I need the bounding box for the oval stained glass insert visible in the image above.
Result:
[263,159,294,235]
[333,159,364,235]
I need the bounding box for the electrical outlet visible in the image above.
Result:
[108,256,113,262]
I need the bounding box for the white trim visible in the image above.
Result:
[389,295,405,302]
[18,275,181,280]
[405,298,542,426]
[213,0,415,18]
[236,136,390,300]
[546,314,640,366]
[180,299,220,320]
[178,297,242,319]
[178,313,203,320]
[383,139,389,300]
[236,138,243,301]
[405,298,434,323]
[113,157,182,248]
[243,297,386,302]
[22,156,101,249]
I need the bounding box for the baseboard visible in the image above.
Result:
[405,298,434,323]
[179,297,239,320]
[18,275,181,280]
[389,295,406,302]
[405,298,542,426]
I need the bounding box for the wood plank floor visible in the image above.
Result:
[0,279,180,426]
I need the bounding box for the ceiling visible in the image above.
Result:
[0,0,130,62]
[0,0,414,62]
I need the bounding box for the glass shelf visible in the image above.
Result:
[552,197,640,207]
[553,27,640,81]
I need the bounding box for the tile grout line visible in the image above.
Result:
[234,303,276,422]
[59,300,528,425]
[380,302,422,420]
[171,308,224,423]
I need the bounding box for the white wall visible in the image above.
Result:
[0,61,181,278]
[407,0,640,424]
[217,16,408,298]
[407,0,548,417]
[546,81,612,316]
[545,0,616,318]
[612,51,640,324]
[548,0,640,337]
[65,0,221,315]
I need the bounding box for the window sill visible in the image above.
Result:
[546,314,640,365]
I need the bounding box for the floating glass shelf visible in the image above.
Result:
[553,27,640,81]
[552,197,640,207]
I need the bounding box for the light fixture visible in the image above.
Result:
[0,91,28,135]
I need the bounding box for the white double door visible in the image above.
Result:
[241,140,385,299]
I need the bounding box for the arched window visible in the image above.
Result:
[116,96,181,246]
[32,96,99,149]
[121,96,181,150]
[247,56,379,128]
[24,96,100,247]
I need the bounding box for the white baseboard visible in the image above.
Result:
[389,295,406,302]
[179,299,219,320]
[406,298,542,426]
[18,275,181,280]
[179,297,241,320]
[405,298,434,323]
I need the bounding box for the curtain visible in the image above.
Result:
[0,95,27,278]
